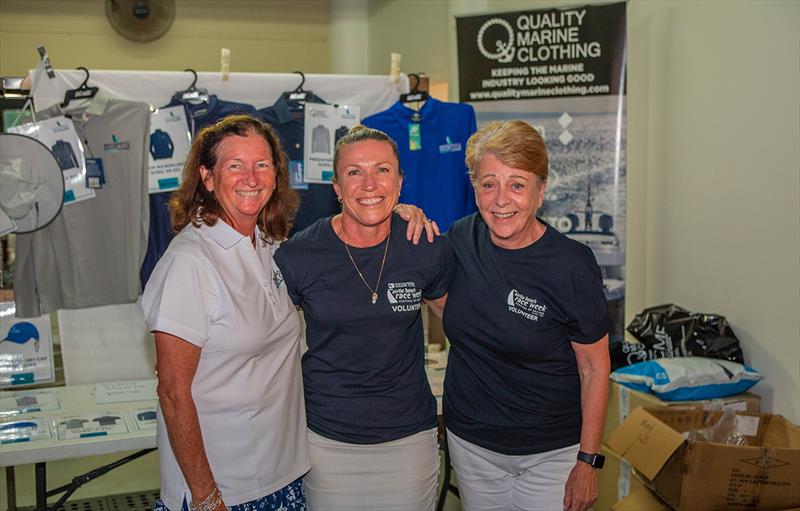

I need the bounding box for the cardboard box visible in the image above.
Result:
[603,381,761,443]
[594,444,647,511]
[609,407,800,511]
[611,485,671,511]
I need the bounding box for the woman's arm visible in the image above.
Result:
[563,334,610,511]
[425,294,448,319]
[155,332,226,511]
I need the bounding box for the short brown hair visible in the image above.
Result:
[169,115,298,243]
[465,120,548,183]
[332,125,402,181]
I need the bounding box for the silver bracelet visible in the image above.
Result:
[190,486,223,511]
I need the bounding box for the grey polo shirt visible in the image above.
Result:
[13,99,150,316]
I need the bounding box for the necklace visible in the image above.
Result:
[342,227,391,305]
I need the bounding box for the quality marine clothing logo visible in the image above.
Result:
[477,18,515,63]
[507,289,547,321]
[272,265,284,289]
[387,281,422,312]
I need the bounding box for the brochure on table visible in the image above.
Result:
[0,417,53,444]
[0,302,55,388]
[131,407,157,430]
[304,104,360,184]
[0,389,61,416]
[55,411,129,440]
[147,105,192,194]
[7,116,95,205]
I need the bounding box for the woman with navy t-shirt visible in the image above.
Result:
[274,126,453,511]
[429,120,611,511]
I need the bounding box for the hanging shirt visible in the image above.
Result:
[442,214,609,455]
[362,98,478,232]
[140,94,257,288]
[274,214,454,444]
[13,99,150,317]
[256,95,339,235]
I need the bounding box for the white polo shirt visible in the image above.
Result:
[142,220,309,509]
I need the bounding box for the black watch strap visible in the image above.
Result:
[577,450,605,469]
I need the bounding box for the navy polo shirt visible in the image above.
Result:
[443,213,609,455]
[362,99,478,232]
[256,96,339,235]
[140,95,257,287]
[274,214,454,444]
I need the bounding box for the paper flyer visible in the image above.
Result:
[0,389,61,416]
[304,104,360,184]
[147,105,192,194]
[95,379,157,404]
[131,407,157,430]
[0,302,55,387]
[8,116,95,205]
[0,417,53,444]
[55,411,129,440]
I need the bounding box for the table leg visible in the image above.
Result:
[5,466,17,511]
[35,462,46,511]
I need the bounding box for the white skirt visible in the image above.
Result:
[304,428,439,511]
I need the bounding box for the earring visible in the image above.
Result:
[337,196,342,203]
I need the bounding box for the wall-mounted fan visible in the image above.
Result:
[105,0,176,42]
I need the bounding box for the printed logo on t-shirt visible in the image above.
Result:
[272,265,284,289]
[439,136,462,154]
[386,281,422,312]
[507,289,547,321]
[103,133,130,152]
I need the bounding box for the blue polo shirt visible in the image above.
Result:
[362,99,478,231]
[256,95,340,235]
[141,95,257,287]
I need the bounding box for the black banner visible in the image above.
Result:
[456,2,626,101]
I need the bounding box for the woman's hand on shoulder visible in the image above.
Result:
[394,203,440,244]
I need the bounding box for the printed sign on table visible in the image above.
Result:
[95,379,157,404]
[148,106,192,194]
[303,104,360,184]
[8,116,95,205]
[56,411,129,440]
[0,417,53,444]
[0,302,55,387]
[0,389,61,416]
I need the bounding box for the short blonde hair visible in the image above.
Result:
[332,125,402,181]
[465,120,548,183]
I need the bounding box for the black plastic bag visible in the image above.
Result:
[611,304,745,370]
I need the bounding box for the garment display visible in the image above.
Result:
[442,214,609,455]
[363,98,478,231]
[310,124,331,154]
[60,418,89,429]
[13,99,151,317]
[274,215,453,444]
[334,125,349,144]
[92,415,121,426]
[149,129,174,160]
[50,139,79,170]
[142,220,309,510]
[256,95,339,234]
[140,94,257,287]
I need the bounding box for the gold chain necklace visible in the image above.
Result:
[342,227,391,305]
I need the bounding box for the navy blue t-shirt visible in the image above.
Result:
[140,95,257,287]
[362,99,477,232]
[443,213,609,455]
[274,214,454,444]
[256,96,339,236]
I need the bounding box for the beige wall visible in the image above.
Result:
[0,0,331,75]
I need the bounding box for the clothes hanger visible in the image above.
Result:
[60,67,99,108]
[400,73,429,104]
[176,68,209,103]
[282,70,313,102]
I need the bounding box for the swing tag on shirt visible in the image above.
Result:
[85,158,105,189]
[408,123,421,151]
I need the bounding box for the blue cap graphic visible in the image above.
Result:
[2,322,40,352]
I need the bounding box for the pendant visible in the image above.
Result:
[371,292,378,304]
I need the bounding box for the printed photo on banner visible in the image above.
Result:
[7,116,96,205]
[457,2,627,342]
[147,105,192,194]
[304,103,361,184]
[0,302,55,388]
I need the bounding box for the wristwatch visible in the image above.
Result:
[577,450,605,469]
